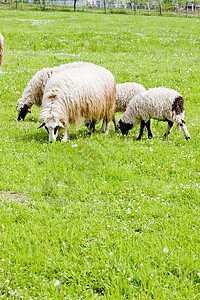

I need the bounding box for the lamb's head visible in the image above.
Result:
[117,119,133,136]
[16,101,31,121]
[38,119,64,143]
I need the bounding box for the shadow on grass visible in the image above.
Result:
[14,127,99,144]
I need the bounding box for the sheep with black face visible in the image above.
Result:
[16,61,94,121]
[39,64,116,142]
[118,87,190,140]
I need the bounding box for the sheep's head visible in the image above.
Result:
[16,103,31,121]
[117,119,133,136]
[38,119,64,143]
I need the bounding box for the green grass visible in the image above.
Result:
[0,10,200,299]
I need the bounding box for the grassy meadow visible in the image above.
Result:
[0,9,200,299]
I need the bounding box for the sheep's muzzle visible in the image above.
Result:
[118,120,133,135]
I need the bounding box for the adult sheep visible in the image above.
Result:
[39,65,116,142]
[118,87,190,140]
[85,81,146,132]
[17,61,94,121]
[0,33,4,71]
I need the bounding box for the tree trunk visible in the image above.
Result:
[74,0,77,12]
[186,1,188,17]
[134,0,136,14]
[104,0,106,14]
[159,0,162,16]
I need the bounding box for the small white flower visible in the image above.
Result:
[71,144,78,148]
[127,277,132,281]
[163,247,169,253]
[54,279,61,286]
[150,148,153,151]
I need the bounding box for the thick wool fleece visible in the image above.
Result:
[120,87,185,126]
[17,62,95,113]
[116,82,146,112]
[39,64,116,134]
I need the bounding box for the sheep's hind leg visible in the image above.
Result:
[87,121,96,135]
[180,120,190,139]
[104,120,110,136]
[137,120,146,140]
[100,120,106,133]
[164,120,174,138]
[62,128,70,142]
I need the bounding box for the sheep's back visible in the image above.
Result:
[42,65,116,125]
[129,87,183,121]
[116,82,146,112]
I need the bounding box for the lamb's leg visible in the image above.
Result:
[137,120,146,140]
[145,120,152,139]
[112,115,119,131]
[164,120,174,138]
[62,128,70,142]
[180,119,190,139]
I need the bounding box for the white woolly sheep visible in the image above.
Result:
[118,87,190,140]
[38,65,116,142]
[0,33,4,71]
[17,61,94,121]
[85,81,146,132]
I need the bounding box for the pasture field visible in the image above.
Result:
[0,10,200,299]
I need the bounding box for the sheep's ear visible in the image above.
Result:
[38,122,45,129]
[58,121,64,128]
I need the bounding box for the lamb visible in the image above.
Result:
[17,61,94,121]
[118,87,190,140]
[38,64,116,142]
[85,81,146,132]
[0,33,4,71]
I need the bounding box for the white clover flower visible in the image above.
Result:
[163,247,169,253]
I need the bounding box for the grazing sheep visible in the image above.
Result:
[118,87,190,140]
[39,65,116,142]
[17,61,94,121]
[0,33,4,71]
[85,81,146,132]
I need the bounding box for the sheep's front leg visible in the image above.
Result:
[112,115,119,131]
[145,120,152,139]
[62,127,70,142]
[180,120,190,139]
[137,120,146,140]
[164,120,173,138]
